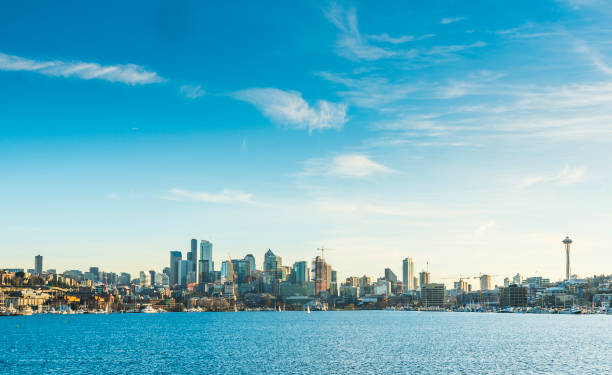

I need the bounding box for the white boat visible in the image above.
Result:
[559,306,582,314]
[307,306,311,314]
[234,305,238,312]
[141,305,158,313]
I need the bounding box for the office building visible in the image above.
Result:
[313,256,330,296]
[512,273,522,285]
[384,268,398,284]
[293,261,310,285]
[178,260,193,286]
[190,239,198,273]
[200,240,214,272]
[231,259,250,284]
[454,279,469,294]
[198,259,211,284]
[169,251,182,286]
[402,257,414,290]
[419,271,430,289]
[421,283,445,307]
[34,255,43,275]
[499,284,528,307]
[244,254,256,275]
[149,270,156,286]
[480,275,492,291]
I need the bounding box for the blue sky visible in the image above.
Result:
[1,0,611,287]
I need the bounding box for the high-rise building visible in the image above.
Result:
[312,256,330,296]
[190,239,198,273]
[421,283,445,307]
[177,260,192,286]
[385,268,398,284]
[198,259,211,284]
[563,236,572,280]
[512,273,522,285]
[503,277,510,287]
[221,260,235,282]
[419,271,430,288]
[293,261,310,285]
[169,251,182,286]
[402,258,414,290]
[149,270,156,286]
[244,254,256,275]
[263,249,282,294]
[454,279,469,293]
[480,274,492,291]
[200,240,213,272]
[89,267,99,281]
[231,259,249,284]
[34,255,43,275]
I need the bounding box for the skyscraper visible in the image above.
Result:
[419,271,430,288]
[149,270,156,286]
[169,251,182,286]
[293,261,309,285]
[190,239,198,273]
[313,256,330,296]
[200,240,213,272]
[244,254,256,275]
[563,236,572,280]
[480,274,492,291]
[402,257,414,290]
[34,255,43,275]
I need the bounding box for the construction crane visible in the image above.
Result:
[317,246,332,260]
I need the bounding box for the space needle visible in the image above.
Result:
[562,236,572,281]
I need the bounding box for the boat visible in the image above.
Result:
[558,306,582,314]
[141,305,158,314]
[499,307,514,313]
[234,305,238,312]
[307,306,310,314]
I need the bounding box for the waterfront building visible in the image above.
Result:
[200,240,214,272]
[169,251,182,286]
[340,285,359,301]
[34,255,43,275]
[499,284,527,307]
[421,283,445,307]
[419,271,430,289]
[402,257,414,290]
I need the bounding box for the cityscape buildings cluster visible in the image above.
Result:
[1,236,612,315]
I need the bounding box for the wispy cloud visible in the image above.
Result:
[474,221,496,235]
[0,52,164,85]
[166,188,253,203]
[324,4,396,61]
[179,84,205,99]
[519,165,587,189]
[441,17,465,25]
[300,153,393,178]
[367,33,435,44]
[232,88,348,132]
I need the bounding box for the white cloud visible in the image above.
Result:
[324,4,396,61]
[166,188,253,203]
[0,52,164,85]
[232,88,348,132]
[301,153,393,178]
[474,221,496,235]
[441,17,465,25]
[179,84,204,99]
[367,33,435,44]
[519,165,587,189]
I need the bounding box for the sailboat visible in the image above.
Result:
[307,306,311,314]
[234,305,238,312]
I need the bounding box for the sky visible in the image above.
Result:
[1,0,612,288]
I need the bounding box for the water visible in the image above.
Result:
[1,311,611,374]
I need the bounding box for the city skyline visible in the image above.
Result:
[5,235,590,290]
[2,1,612,280]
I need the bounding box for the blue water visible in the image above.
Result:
[1,311,611,374]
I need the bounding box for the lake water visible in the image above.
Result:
[1,311,611,374]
